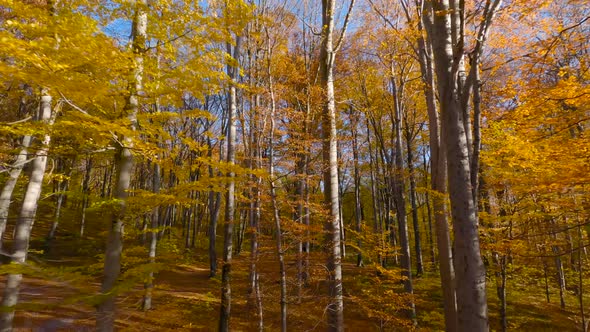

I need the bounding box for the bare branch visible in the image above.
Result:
[334,0,356,53]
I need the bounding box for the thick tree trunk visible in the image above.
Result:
[429,0,489,330]
[417,4,458,328]
[96,2,146,330]
[0,92,53,332]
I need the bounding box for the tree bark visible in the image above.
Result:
[0,135,32,252]
[351,109,363,267]
[405,125,423,275]
[0,91,53,332]
[391,75,416,320]
[428,0,489,330]
[417,3,458,329]
[208,134,221,278]
[142,162,160,311]
[219,34,241,332]
[319,1,353,329]
[78,157,92,238]
[96,1,146,330]
[47,157,72,242]
[266,28,287,331]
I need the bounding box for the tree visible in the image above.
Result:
[0,90,53,332]
[96,1,147,330]
[426,0,502,330]
[319,0,355,329]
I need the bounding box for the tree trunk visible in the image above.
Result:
[320,1,348,329]
[391,76,416,320]
[578,222,586,331]
[351,109,363,267]
[267,37,287,329]
[96,2,146,330]
[142,163,160,311]
[219,35,241,332]
[554,247,567,309]
[428,0,489,329]
[0,91,53,332]
[416,4,458,329]
[406,126,423,275]
[493,253,507,332]
[0,135,32,252]
[47,157,73,242]
[208,135,221,277]
[422,150,436,271]
[79,157,92,238]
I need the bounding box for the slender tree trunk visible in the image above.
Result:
[96,2,146,330]
[208,135,221,278]
[219,35,241,332]
[319,1,350,329]
[554,247,567,309]
[266,36,287,329]
[79,157,92,238]
[578,221,586,331]
[351,109,363,267]
[142,163,160,311]
[493,253,507,332]
[246,68,263,327]
[248,121,263,330]
[0,135,32,252]
[391,76,416,320]
[0,91,53,332]
[406,127,423,275]
[367,123,383,266]
[470,67,482,202]
[543,257,551,303]
[47,158,73,242]
[422,150,436,271]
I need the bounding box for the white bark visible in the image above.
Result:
[266,28,287,331]
[319,0,353,329]
[0,92,53,332]
[0,135,32,252]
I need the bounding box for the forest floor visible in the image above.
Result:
[0,213,587,331]
[2,250,586,331]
